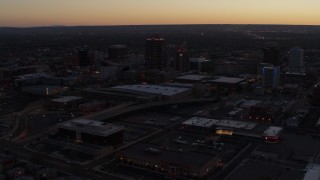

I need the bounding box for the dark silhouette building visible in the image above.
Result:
[312,82,320,106]
[108,45,128,60]
[145,35,167,70]
[262,47,281,65]
[174,47,190,72]
[78,49,91,67]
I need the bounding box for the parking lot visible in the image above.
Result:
[122,111,182,128]
[122,123,157,142]
[225,159,304,180]
[27,111,80,131]
[26,140,96,163]
[150,130,247,158]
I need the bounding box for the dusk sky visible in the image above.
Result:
[1,0,320,27]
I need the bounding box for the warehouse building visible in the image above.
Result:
[58,119,124,146]
[116,142,221,178]
[206,76,247,94]
[112,84,192,101]
[175,74,209,84]
[50,96,84,110]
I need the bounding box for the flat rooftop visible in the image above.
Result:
[22,85,68,95]
[22,85,62,89]
[182,117,220,128]
[228,108,244,116]
[240,100,262,108]
[112,84,191,96]
[59,119,124,137]
[182,117,257,130]
[263,126,283,137]
[283,84,300,89]
[304,163,320,180]
[285,72,306,76]
[51,96,83,103]
[15,73,46,79]
[209,76,245,84]
[164,82,194,88]
[190,57,210,62]
[119,142,217,169]
[215,120,257,129]
[175,74,209,81]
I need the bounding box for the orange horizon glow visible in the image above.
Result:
[1,0,320,27]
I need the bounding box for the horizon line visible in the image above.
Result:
[1,23,320,29]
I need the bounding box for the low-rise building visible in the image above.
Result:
[207,76,247,94]
[7,167,25,179]
[79,101,106,114]
[58,119,124,146]
[0,154,15,172]
[262,126,282,143]
[116,142,221,178]
[50,96,84,110]
[247,104,282,122]
[112,84,192,101]
[36,168,57,179]
[0,66,36,80]
[21,85,69,96]
[181,117,257,135]
[175,74,209,84]
[144,70,179,83]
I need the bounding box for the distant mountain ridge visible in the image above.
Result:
[1,24,320,35]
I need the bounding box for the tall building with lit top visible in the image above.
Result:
[145,35,167,70]
[174,47,189,72]
[288,47,304,73]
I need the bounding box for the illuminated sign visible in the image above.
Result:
[215,129,234,136]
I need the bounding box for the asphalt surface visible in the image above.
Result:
[0,98,220,179]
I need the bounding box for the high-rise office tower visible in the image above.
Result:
[288,47,304,73]
[78,49,90,67]
[262,65,281,90]
[145,35,167,70]
[174,48,190,73]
